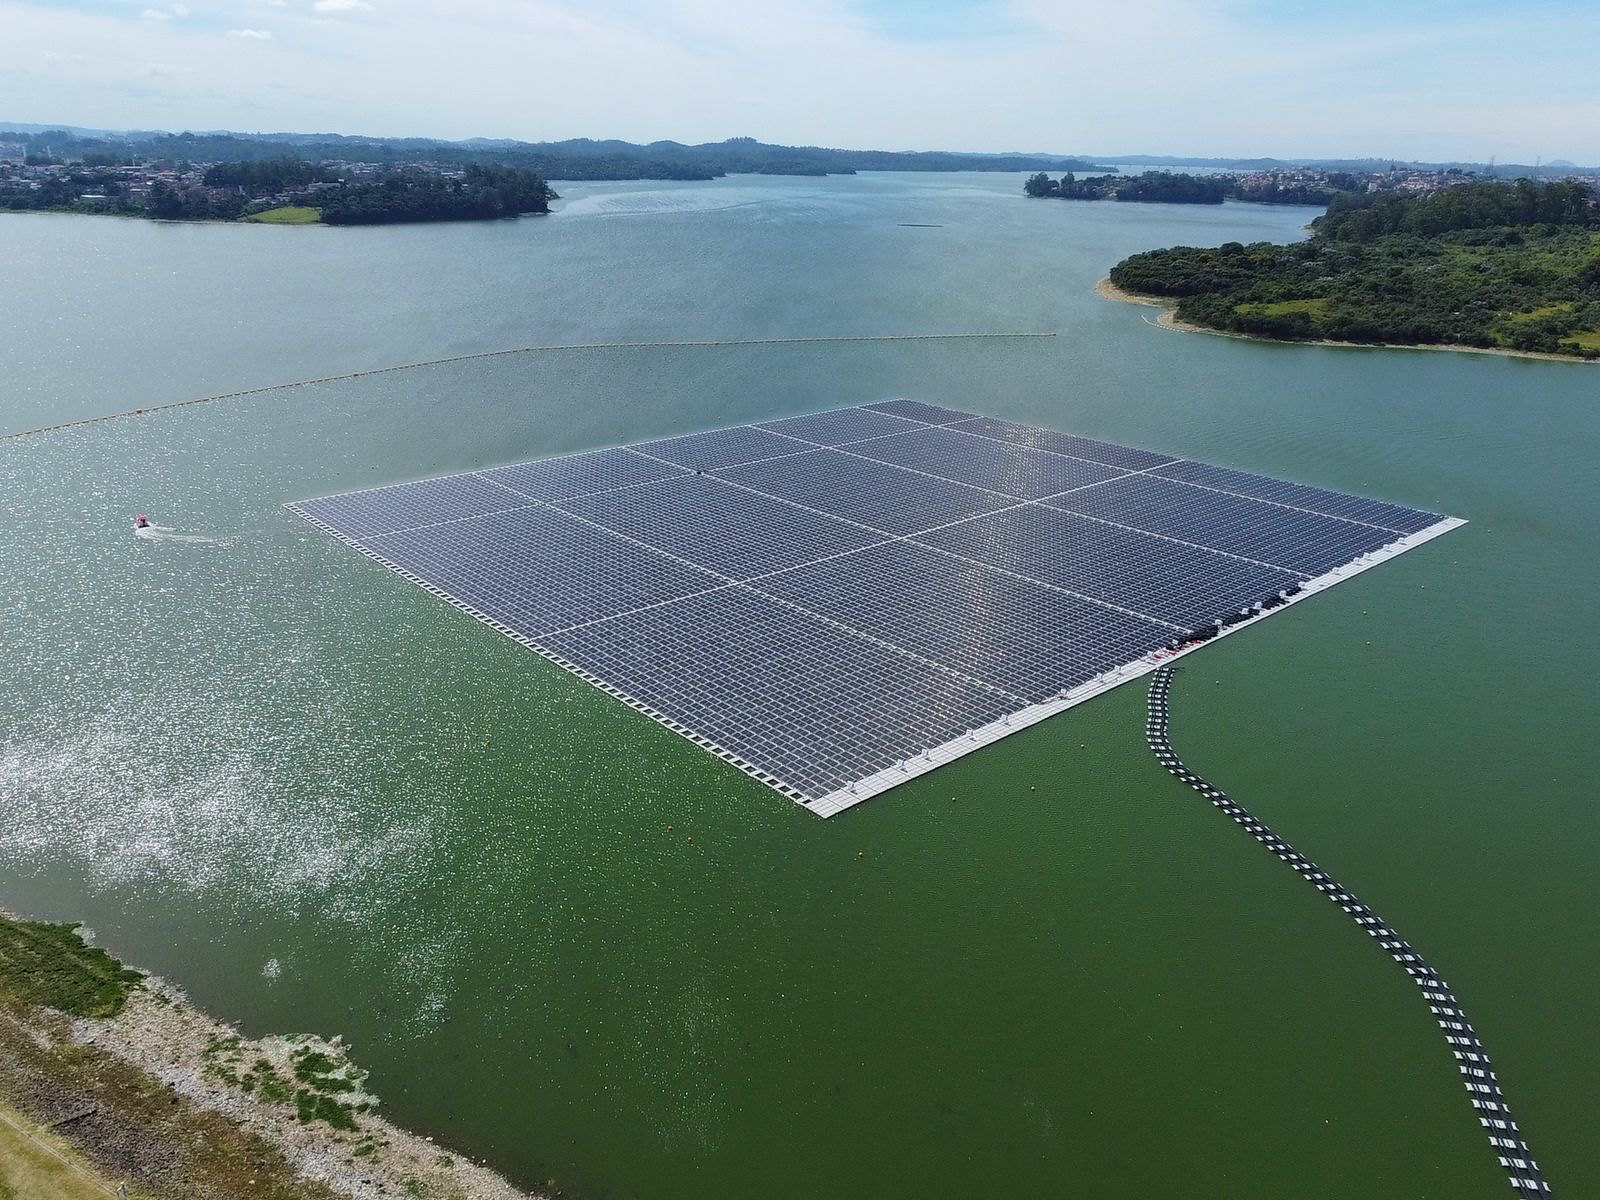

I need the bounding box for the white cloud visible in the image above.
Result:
[170,3,192,14]
[0,0,1595,163]
[140,8,172,20]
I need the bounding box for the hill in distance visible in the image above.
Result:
[0,123,1113,181]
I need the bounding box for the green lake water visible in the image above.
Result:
[1,173,1595,1198]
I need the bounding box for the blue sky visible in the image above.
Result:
[1,0,1595,162]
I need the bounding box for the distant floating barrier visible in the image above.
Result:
[1145,666,1552,1198]
[2,331,1056,442]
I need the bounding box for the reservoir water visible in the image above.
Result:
[1,172,1595,1198]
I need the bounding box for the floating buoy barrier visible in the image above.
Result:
[2,330,1058,442]
[1145,666,1552,1199]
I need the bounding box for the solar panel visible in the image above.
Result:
[539,587,1018,804]
[754,541,1172,702]
[715,447,1017,535]
[914,505,1303,630]
[557,475,883,579]
[755,407,919,446]
[634,424,807,470]
[364,506,721,636]
[1150,459,1443,534]
[842,424,1127,499]
[1043,474,1405,577]
[296,473,526,539]
[950,415,1177,471]
[865,399,979,425]
[291,404,1462,815]
[481,446,685,502]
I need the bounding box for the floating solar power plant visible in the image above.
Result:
[290,403,1464,816]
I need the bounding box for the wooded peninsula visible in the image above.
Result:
[1107,180,1600,358]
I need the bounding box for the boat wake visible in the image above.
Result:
[135,524,226,544]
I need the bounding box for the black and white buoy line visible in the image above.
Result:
[1145,666,1551,1197]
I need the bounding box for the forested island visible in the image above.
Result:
[1026,170,1228,204]
[316,165,554,225]
[1105,180,1600,358]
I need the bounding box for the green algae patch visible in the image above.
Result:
[0,915,143,1017]
[203,1031,377,1132]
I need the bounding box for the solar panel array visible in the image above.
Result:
[291,403,1461,815]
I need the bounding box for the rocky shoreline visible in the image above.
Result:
[0,910,547,1200]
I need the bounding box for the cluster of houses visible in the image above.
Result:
[0,145,195,206]
[1229,166,1467,197]
[0,142,472,212]
[1232,164,1597,197]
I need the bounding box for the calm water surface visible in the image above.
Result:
[1,173,1595,1199]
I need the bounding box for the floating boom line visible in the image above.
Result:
[2,331,1056,442]
[1145,666,1551,1198]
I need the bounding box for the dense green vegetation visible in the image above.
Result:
[203,158,333,193]
[0,914,143,1017]
[317,164,552,224]
[148,181,248,221]
[1108,180,1600,357]
[1026,170,1226,204]
[9,128,1109,182]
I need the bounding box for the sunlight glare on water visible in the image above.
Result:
[1,174,1595,1200]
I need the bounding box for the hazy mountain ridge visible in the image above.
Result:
[0,124,1112,180]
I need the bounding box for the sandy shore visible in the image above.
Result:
[1096,277,1598,365]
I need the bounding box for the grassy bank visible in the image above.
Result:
[0,917,143,1018]
[244,206,323,225]
[0,1099,150,1200]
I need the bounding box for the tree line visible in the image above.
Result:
[203,158,334,193]
[1315,179,1597,240]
